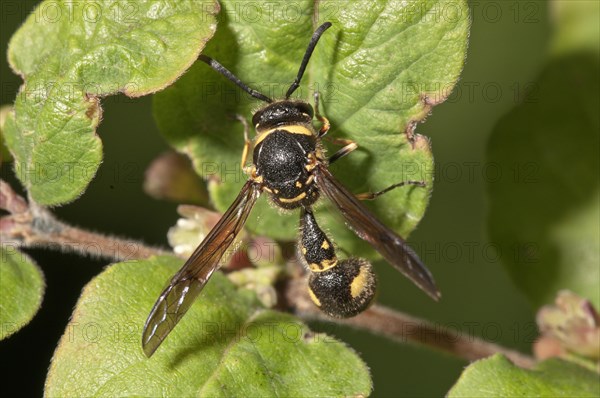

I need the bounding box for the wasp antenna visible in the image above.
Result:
[285,22,333,99]
[199,54,273,103]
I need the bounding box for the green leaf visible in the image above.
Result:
[0,105,13,163]
[3,0,219,205]
[448,354,600,397]
[550,0,600,56]
[45,256,371,396]
[486,54,599,307]
[154,0,470,256]
[0,246,45,340]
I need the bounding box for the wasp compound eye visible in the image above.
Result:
[308,258,377,318]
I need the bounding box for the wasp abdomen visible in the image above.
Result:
[300,208,337,272]
[299,208,377,317]
[308,258,377,318]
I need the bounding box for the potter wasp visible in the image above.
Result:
[142,22,439,357]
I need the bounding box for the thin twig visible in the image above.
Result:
[285,278,537,369]
[0,180,167,260]
[1,179,537,367]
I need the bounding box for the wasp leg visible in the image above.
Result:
[298,207,376,317]
[355,180,426,200]
[328,141,358,164]
[314,92,330,138]
[324,132,424,199]
[233,114,251,172]
[314,92,357,163]
[326,137,354,146]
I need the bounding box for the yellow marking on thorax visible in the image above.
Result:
[350,265,369,298]
[305,152,319,171]
[321,240,330,250]
[254,124,314,146]
[278,192,307,203]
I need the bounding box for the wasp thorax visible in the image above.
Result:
[255,131,308,183]
[252,109,320,209]
[308,258,377,318]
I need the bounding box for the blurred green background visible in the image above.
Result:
[0,1,555,396]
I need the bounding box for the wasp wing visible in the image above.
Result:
[142,181,261,357]
[315,165,440,300]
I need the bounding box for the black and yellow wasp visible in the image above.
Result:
[142,22,440,357]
